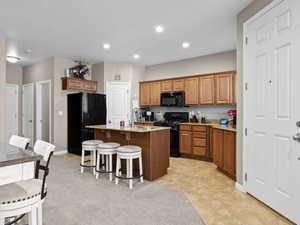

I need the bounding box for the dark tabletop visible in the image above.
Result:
[0,143,42,168]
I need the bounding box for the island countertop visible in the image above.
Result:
[86,125,170,133]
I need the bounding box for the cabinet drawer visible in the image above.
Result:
[193,147,207,156]
[192,132,206,138]
[180,125,191,131]
[192,126,207,132]
[192,138,207,147]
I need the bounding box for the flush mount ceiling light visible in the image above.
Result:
[103,43,111,49]
[155,25,164,33]
[25,49,33,54]
[133,54,140,59]
[7,56,21,63]
[182,42,191,49]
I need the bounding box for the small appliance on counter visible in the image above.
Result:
[219,119,229,125]
[144,111,155,121]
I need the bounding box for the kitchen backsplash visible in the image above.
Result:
[149,105,236,121]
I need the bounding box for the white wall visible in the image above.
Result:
[0,38,6,142]
[92,62,105,94]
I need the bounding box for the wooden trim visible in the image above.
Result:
[139,71,236,84]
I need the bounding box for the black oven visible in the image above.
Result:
[160,92,185,107]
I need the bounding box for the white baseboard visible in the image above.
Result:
[53,150,68,156]
[235,182,246,193]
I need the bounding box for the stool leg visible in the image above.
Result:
[115,155,120,184]
[109,154,113,181]
[37,204,43,225]
[129,158,133,189]
[81,150,85,173]
[126,159,130,178]
[93,150,97,175]
[0,217,4,225]
[101,155,105,170]
[29,207,38,225]
[96,153,100,180]
[139,154,144,183]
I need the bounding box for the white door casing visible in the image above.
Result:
[5,84,18,141]
[244,0,300,223]
[36,80,52,143]
[106,82,130,126]
[22,83,34,146]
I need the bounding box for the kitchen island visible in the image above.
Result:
[86,125,170,181]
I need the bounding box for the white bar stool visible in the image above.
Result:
[96,142,120,181]
[81,140,103,175]
[115,145,143,189]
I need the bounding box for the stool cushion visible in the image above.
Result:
[98,142,120,149]
[0,179,45,206]
[117,145,142,153]
[82,140,103,146]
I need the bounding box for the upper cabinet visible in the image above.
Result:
[150,82,161,106]
[62,78,97,92]
[173,79,185,91]
[185,77,199,105]
[161,80,173,92]
[140,82,151,106]
[199,75,214,105]
[139,71,236,107]
[215,73,234,105]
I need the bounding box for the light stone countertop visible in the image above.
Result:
[180,123,236,132]
[86,125,170,133]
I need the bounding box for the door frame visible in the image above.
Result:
[242,0,286,189]
[105,81,131,124]
[5,83,19,139]
[22,83,34,145]
[35,80,52,143]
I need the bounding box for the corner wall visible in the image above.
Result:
[236,0,274,184]
[0,38,6,142]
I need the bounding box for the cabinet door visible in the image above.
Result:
[199,75,214,104]
[223,131,236,177]
[173,79,185,91]
[140,83,150,106]
[215,73,233,105]
[161,80,173,92]
[185,78,199,105]
[150,82,161,106]
[212,129,224,168]
[180,131,192,154]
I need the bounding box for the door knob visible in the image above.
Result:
[293,133,300,142]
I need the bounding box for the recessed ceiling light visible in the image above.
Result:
[133,54,140,60]
[103,43,111,49]
[155,25,164,33]
[182,42,191,49]
[25,49,33,54]
[7,56,21,63]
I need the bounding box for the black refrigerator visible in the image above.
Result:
[67,93,106,155]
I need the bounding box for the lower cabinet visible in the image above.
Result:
[179,125,212,161]
[212,128,236,180]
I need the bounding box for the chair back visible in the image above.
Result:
[34,140,56,161]
[9,135,31,149]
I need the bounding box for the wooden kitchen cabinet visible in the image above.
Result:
[140,83,151,106]
[212,128,236,180]
[215,73,234,105]
[150,82,161,106]
[161,80,173,92]
[180,131,192,154]
[199,75,215,104]
[62,78,97,92]
[185,78,199,105]
[173,79,185,91]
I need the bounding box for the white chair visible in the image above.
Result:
[0,140,55,225]
[96,142,120,181]
[81,140,103,175]
[115,145,143,189]
[9,135,31,149]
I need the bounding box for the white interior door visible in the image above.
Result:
[5,84,18,141]
[22,83,34,146]
[244,0,300,223]
[106,82,130,126]
[36,80,51,142]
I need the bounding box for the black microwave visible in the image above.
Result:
[160,92,185,107]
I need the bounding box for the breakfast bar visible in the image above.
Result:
[86,125,170,181]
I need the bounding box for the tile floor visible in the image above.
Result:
[155,157,294,225]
